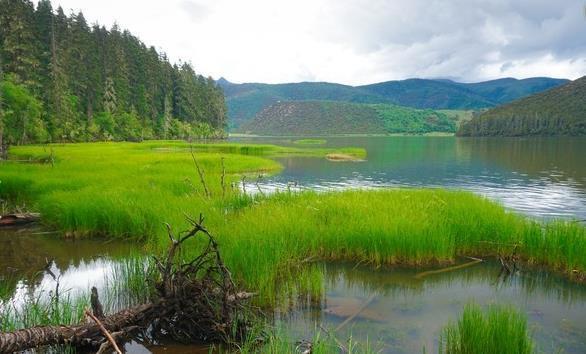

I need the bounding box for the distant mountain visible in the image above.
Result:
[454,77,569,104]
[217,79,389,129]
[358,77,569,109]
[358,79,495,109]
[220,77,568,129]
[240,100,457,136]
[457,76,586,136]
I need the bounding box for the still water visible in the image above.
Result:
[2,228,585,353]
[280,262,586,354]
[233,136,586,220]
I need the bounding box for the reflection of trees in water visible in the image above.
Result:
[0,230,134,301]
[457,137,586,190]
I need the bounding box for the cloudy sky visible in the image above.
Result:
[45,0,586,85]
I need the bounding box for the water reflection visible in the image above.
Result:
[0,228,136,312]
[233,136,586,220]
[281,262,586,354]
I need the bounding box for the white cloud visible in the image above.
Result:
[42,0,586,85]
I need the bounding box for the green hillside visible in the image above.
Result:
[217,79,390,129]
[457,76,586,136]
[239,100,456,136]
[220,77,567,129]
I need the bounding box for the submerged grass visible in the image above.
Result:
[440,303,533,354]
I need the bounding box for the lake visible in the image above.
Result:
[233,136,586,221]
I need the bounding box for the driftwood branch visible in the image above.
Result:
[190,146,210,198]
[414,257,483,279]
[221,157,226,198]
[85,309,123,354]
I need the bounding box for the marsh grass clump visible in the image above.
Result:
[440,303,533,354]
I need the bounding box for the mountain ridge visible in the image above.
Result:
[219,77,569,129]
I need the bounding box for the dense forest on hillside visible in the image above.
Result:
[240,100,457,136]
[219,77,567,129]
[458,76,586,136]
[0,0,226,149]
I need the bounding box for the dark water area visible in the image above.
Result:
[232,136,586,220]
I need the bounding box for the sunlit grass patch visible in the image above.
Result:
[293,139,327,145]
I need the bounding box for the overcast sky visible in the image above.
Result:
[44,0,586,85]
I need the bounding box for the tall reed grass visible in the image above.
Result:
[440,303,533,354]
[212,190,585,301]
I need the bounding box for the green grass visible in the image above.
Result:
[0,141,364,240]
[0,142,584,305]
[210,190,585,302]
[235,323,378,354]
[440,303,533,354]
[294,139,327,145]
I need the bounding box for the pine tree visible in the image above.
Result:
[162,94,172,139]
[0,0,227,144]
[48,11,77,142]
[103,77,117,115]
[0,0,41,91]
[0,52,5,159]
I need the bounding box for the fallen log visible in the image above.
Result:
[0,213,41,227]
[0,302,156,353]
[0,214,252,353]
